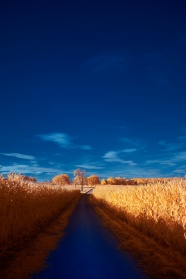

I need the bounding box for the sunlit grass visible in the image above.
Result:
[0,174,79,247]
[92,179,186,255]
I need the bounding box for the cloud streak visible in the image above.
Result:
[103,151,137,166]
[1,153,35,160]
[38,133,92,150]
[122,148,136,153]
[158,141,184,151]
[75,164,104,170]
[0,163,64,175]
[145,159,176,166]
[145,151,186,171]
[119,137,145,150]
[79,145,92,150]
[38,133,72,148]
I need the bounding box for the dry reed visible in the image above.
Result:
[0,174,79,248]
[92,179,186,255]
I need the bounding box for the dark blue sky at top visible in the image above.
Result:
[0,0,186,181]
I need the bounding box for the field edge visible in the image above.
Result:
[2,195,80,279]
[89,195,186,279]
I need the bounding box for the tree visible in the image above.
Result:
[107,177,117,185]
[120,177,127,185]
[87,175,100,186]
[52,174,70,186]
[73,169,87,191]
[101,179,107,185]
[72,175,87,187]
[115,177,127,185]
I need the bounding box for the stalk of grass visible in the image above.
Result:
[92,179,186,255]
[0,176,79,248]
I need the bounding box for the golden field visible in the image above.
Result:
[92,179,186,256]
[0,174,79,248]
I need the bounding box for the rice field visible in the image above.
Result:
[0,174,80,248]
[92,179,186,255]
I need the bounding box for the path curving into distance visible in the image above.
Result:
[32,191,148,279]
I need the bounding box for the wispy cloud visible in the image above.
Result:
[173,168,186,174]
[145,159,176,166]
[38,133,72,148]
[122,148,136,153]
[97,164,163,179]
[79,145,92,150]
[158,140,183,151]
[75,164,104,170]
[38,133,92,150]
[119,137,145,150]
[145,151,186,167]
[1,153,35,160]
[103,151,121,162]
[173,151,186,162]
[103,151,137,166]
[0,163,65,175]
[122,166,163,178]
[178,135,186,141]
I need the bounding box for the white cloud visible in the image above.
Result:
[145,159,176,166]
[103,151,118,160]
[121,167,162,178]
[38,133,72,148]
[173,169,186,174]
[103,151,137,166]
[97,164,163,179]
[123,160,138,166]
[173,151,186,161]
[122,148,136,153]
[38,133,92,150]
[145,160,160,164]
[119,137,145,150]
[0,164,64,175]
[79,145,92,150]
[1,153,35,160]
[158,141,183,151]
[75,164,104,170]
[145,151,186,168]
[30,160,38,167]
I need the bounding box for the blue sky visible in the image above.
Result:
[0,0,186,181]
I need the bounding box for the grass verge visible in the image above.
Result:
[1,195,79,279]
[90,195,186,279]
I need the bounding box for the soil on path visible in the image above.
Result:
[32,193,147,279]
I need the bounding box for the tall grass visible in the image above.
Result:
[92,179,186,255]
[0,175,79,247]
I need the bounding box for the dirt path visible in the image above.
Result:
[32,193,147,279]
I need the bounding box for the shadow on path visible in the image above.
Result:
[32,193,147,279]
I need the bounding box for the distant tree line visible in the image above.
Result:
[2,172,173,188]
[52,171,173,187]
[100,177,172,185]
[52,170,101,190]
